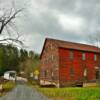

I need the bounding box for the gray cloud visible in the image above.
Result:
[0,0,100,53]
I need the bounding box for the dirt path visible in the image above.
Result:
[0,85,49,100]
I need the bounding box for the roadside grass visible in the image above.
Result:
[37,87,100,100]
[0,81,16,96]
[2,81,16,92]
[27,79,39,87]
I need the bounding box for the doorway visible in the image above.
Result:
[96,70,100,80]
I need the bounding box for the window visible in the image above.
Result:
[44,70,48,77]
[95,67,100,79]
[70,66,74,76]
[45,58,48,64]
[82,53,86,60]
[51,44,53,50]
[51,55,54,61]
[51,71,54,77]
[94,54,97,61]
[96,70,99,79]
[70,51,74,60]
[83,68,87,77]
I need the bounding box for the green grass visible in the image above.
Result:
[2,81,16,92]
[37,87,100,100]
[0,81,16,97]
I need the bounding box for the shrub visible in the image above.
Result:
[3,81,15,92]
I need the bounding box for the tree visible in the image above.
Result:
[0,1,24,46]
[20,49,28,62]
[0,46,5,75]
[29,51,34,59]
[88,32,100,83]
[19,51,40,78]
[3,45,19,71]
[88,32,100,47]
[0,44,20,75]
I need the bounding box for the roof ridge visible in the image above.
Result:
[46,37,99,49]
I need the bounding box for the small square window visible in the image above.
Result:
[51,44,53,50]
[82,53,86,60]
[83,68,87,77]
[51,71,53,77]
[51,55,54,61]
[44,70,48,77]
[70,66,74,76]
[94,54,97,61]
[70,51,74,60]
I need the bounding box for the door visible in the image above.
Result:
[96,70,100,80]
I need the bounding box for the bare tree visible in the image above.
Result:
[88,32,100,83]
[88,32,100,47]
[0,2,24,46]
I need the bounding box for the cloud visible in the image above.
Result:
[0,10,4,16]
[0,0,100,53]
[58,14,85,33]
[22,33,43,52]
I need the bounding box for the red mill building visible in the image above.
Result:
[40,38,100,87]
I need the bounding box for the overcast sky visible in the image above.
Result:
[0,0,100,53]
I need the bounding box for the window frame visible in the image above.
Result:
[44,70,48,77]
[70,66,74,76]
[51,55,54,61]
[70,50,74,60]
[82,52,86,60]
[83,68,87,77]
[94,54,97,61]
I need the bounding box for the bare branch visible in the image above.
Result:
[88,32,100,47]
[0,38,23,45]
[0,1,26,48]
[4,8,23,26]
[0,8,24,35]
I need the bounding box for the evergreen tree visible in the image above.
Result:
[0,45,20,75]
[29,51,34,59]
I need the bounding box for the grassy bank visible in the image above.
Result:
[37,87,100,100]
[0,81,16,96]
[3,81,16,92]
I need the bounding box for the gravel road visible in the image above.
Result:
[0,85,49,100]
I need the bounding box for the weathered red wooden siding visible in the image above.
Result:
[85,52,95,80]
[59,47,100,86]
[40,38,100,87]
[40,39,59,85]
